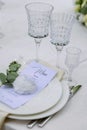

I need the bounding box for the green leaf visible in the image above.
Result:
[4,82,13,87]
[7,72,18,83]
[9,64,20,71]
[9,61,18,66]
[0,73,7,84]
[0,61,21,87]
[9,61,21,72]
[75,0,83,5]
[81,4,87,14]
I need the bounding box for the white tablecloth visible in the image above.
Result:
[0,0,87,130]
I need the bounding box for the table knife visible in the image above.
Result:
[38,85,82,127]
[27,85,81,128]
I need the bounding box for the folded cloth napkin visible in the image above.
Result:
[57,70,64,81]
[0,61,64,129]
[0,110,9,129]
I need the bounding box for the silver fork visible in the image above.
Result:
[27,120,38,128]
[27,85,81,128]
[27,70,64,128]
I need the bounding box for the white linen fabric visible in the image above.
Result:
[0,0,87,130]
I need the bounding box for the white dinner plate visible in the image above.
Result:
[8,81,69,120]
[0,77,62,115]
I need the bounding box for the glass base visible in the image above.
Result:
[63,70,77,88]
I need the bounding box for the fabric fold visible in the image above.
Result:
[0,110,9,129]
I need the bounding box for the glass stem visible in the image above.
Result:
[68,67,73,82]
[34,38,41,62]
[56,45,63,68]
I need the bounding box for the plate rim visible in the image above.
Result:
[0,62,62,115]
[8,81,69,120]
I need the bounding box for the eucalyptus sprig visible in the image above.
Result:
[0,61,21,86]
[74,0,87,26]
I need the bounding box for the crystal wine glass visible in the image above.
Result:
[65,47,81,87]
[50,12,75,69]
[25,2,54,61]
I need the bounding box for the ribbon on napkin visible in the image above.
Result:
[0,60,64,130]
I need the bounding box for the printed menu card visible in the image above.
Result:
[0,61,57,109]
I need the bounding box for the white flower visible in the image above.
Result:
[13,75,37,95]
[74,4,81,12]
[83,14,87,22]
[74,0,87,27]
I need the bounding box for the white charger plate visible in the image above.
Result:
[8,81,69,120]
[0,77,62,115]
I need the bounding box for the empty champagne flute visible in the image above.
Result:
[50,12,75,69]
[65,47,81,86]
[25,2,54,61]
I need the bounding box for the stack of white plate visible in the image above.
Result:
[0,60,70,120]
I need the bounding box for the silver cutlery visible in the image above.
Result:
[37,115,55,127]
[27,85,81,128]
[27,120,38,128]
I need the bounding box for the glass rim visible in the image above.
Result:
[66,47,81,55]
[51,11,75,16]
[50,12,75,21]
[25,2,54,12]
